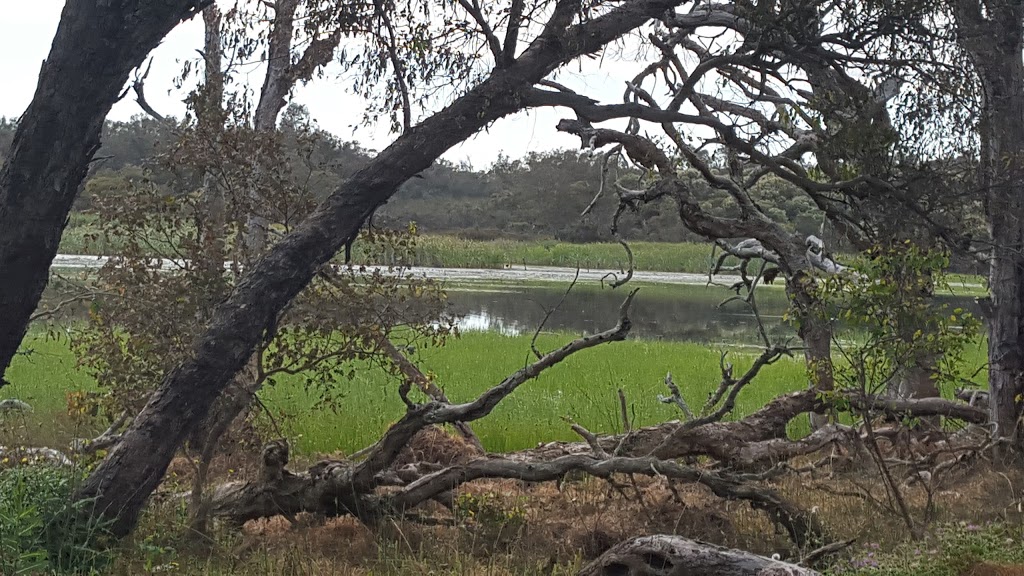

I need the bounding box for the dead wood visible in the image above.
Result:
[577,535,822,576]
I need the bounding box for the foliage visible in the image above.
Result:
[0,466,113,575]
[33,116,988,273]
[454,491,527,530]
[70,109,455,421]
[816,243,982,400]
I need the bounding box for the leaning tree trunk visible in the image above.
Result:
[75,0,691,537]
[956,0,1024,446]
[185,0,346,533]
[0,0,211,383]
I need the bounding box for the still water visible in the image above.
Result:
[446,283,980,345]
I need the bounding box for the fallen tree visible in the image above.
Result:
[198,291,828,549]
[185,287,994,558]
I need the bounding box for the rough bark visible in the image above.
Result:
[578,535,821,576]
[955,0,1024,444]
[0,0,211,384]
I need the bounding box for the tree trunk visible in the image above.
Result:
[578,535,821,576]
[0,0,211,383]
[787,272,835,429]
[75,0,691,537]
[955,0,1024,445]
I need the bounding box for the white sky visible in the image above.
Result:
[0,1,645,170]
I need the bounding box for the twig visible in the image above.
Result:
[566,417,609,458]
[531,269,580,360]
[581,144,622,217]
[601,238,634,289]
[618,388,631,433]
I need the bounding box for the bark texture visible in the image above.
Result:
[0,0,211,383]
[955,0,1024,443]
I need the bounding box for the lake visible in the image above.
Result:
[445,282,981,345]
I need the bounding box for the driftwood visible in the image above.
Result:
[205,439,827,547]
[578,535,821,576]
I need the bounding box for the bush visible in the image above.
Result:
[0,466,113,574]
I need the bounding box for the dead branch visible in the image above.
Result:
[203,289,639,522]
[387,453,826,548]
[581,144,622,217]
[531,269,580,360]
[70,412,131,454]
[377,337,483,451]
[601,237,634,288]
[847,392,988,424]
[658,372,694,421]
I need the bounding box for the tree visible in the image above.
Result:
[0,0,211,385]
[953,0,1024,444]
[529,0,977,424]
[75,0,702,537]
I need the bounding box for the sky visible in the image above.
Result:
[0,1,643,170]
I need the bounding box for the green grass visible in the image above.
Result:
[57,213,988,291]
[404,235,715,273]
[58,215,717,274]
[3,329,989,456]
[263,333,813,454]
[4,333,811,454]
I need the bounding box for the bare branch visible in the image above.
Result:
[457,0,503,64]
[581,143,621,217]
[658,372,695,420]
[501,0,526,65]
[530,269,580,360]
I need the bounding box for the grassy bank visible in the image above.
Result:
[58,214,715,273]
[405,235,713,273]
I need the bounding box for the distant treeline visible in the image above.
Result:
[0,112,986,273]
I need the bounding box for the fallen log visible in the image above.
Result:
[205,441,826,548]
[578,535,821,576]
[510,390,987,466]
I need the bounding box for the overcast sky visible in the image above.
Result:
[0,1,645,170]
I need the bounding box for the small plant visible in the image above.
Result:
[836,522,1024,576]
[454,491,527,531]
[0,465,114,574]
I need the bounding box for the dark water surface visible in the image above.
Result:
[446,283,980,345]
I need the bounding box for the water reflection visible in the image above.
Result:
[446,284,979,345]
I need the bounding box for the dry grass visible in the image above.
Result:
[94,445,1024,575]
